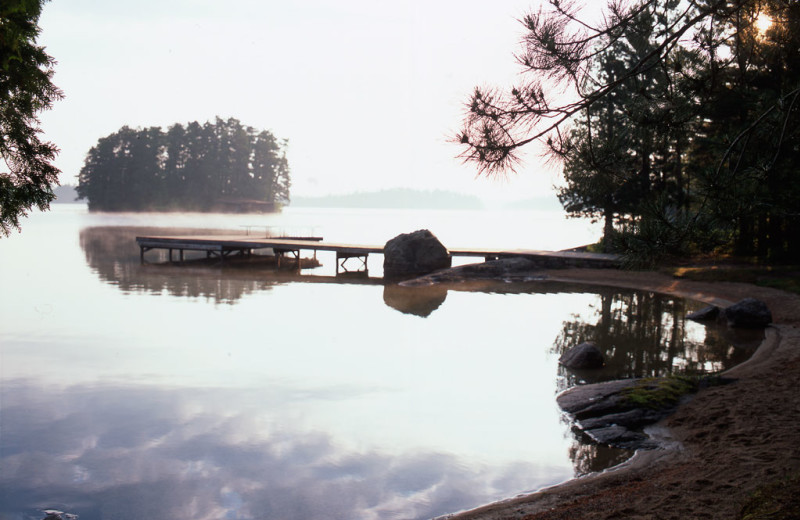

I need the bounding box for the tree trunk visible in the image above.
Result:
[736,217,755,256]
[767,214,785,262]
[674,136,685,208]
[603,209,615,252]
[756,214,769,259]
[788,215,800,259]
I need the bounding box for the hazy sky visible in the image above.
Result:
[38,0,562,202]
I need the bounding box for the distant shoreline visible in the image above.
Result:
[291,188,562,211]
[52,185,564,212]
[52,184,80,203]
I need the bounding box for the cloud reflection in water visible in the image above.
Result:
[1,381,570,520]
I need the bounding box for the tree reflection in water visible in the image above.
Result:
[553,290,762,387]
[80,226,320,304]
[553,289,763,475]
[569,440,634,476]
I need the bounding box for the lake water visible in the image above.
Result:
[0,205,760,520]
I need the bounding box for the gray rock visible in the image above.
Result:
[578,407,672,431]
[686,305,720,321]
[559,341,605,370]
[383,230,452,280]
[724,298,772,328]
[557,378,677,451]
[398,257,543,285]
[444,257,539,277]
[584,425,659,450]
[585,425,644,444]
[557,379,639,416]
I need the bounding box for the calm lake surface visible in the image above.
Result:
[0,205,760,520]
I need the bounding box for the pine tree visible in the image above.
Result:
[0,0,63,235]
[457,0,800,262]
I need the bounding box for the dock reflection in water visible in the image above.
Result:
[0,217,762,520]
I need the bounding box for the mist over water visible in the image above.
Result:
[0,205,759,520]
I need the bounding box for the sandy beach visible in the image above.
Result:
[450,268,800,520]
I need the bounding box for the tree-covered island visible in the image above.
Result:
[77,117,290,212]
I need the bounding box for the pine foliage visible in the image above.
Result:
[457,0,800,263]
[0,0,63,236]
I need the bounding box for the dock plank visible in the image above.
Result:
[135,235,621,268]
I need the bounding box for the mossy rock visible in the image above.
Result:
[621,374,729,411]
[558,374,734,450]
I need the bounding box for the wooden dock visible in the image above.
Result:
[136,235,380,274]
[135,234,621,274]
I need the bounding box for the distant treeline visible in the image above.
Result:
[52,184,78,203]
[77,117,290,212]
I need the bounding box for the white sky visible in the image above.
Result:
[38,0,564,203]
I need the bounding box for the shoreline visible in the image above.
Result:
[438,267,800,520]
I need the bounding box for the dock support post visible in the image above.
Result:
[274,249,301,271]
[336,252,368,275]
[139,246,153,264]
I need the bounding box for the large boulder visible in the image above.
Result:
[724,298,773,328]
[686,305,721,322]
[383,230,451,280]
[559,341,605,370]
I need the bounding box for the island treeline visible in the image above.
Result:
[458,0,800,263]
[77,117,290,212]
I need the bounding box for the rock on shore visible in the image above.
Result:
[724,298,773,328]
[383,230,451,280]
[559,342,605,369]
[557,379,664,450]
[686,297,773,328]
[556,376,731,450]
